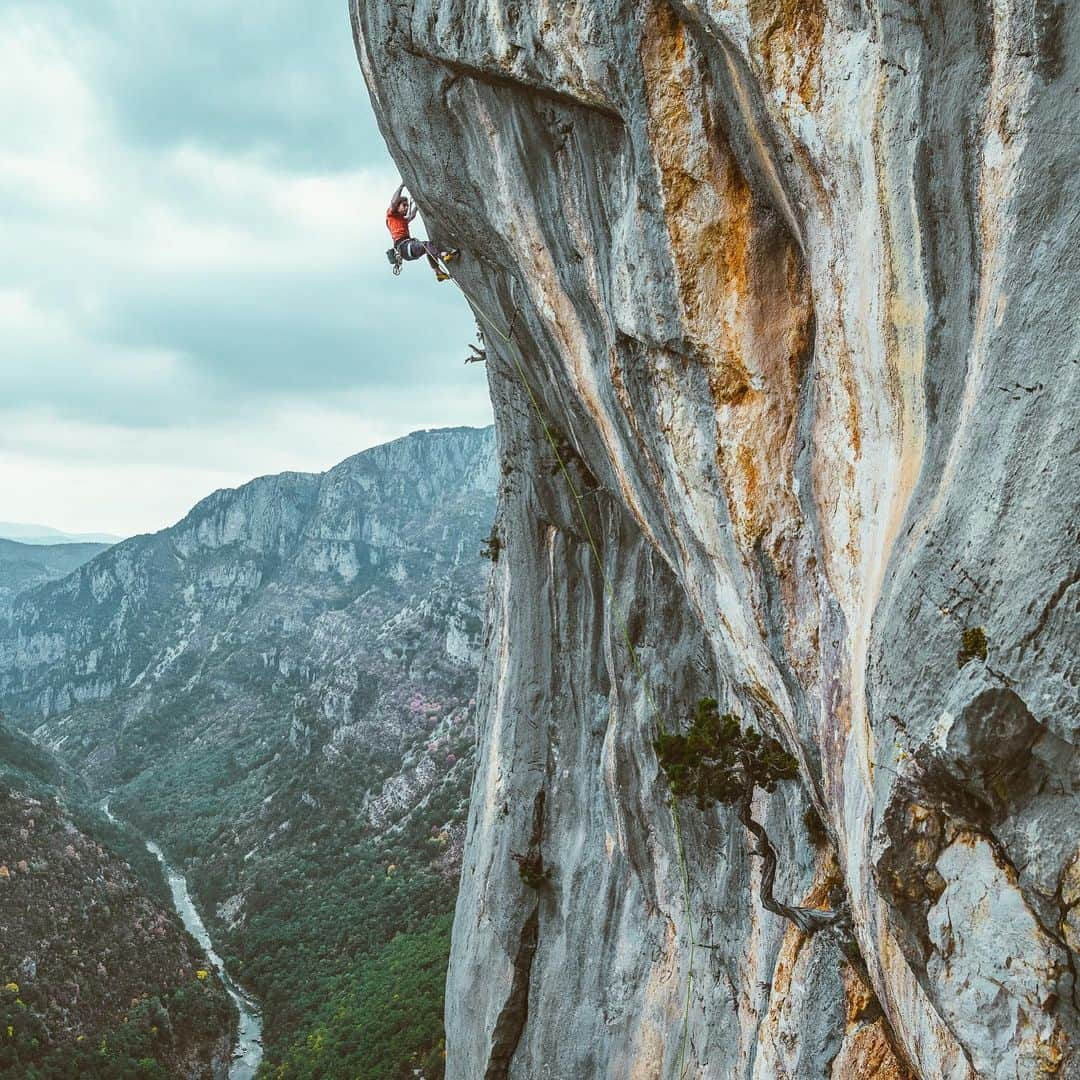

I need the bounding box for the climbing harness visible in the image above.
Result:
[438,256,700,1078]
[388,242,459,279]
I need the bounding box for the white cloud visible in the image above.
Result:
[0,10,107,212]
[0,372,492,536]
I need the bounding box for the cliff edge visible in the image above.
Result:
[352,3,1078,1077]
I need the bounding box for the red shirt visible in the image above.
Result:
[386,208,410,245]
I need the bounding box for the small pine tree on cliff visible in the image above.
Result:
[655,698,845,934]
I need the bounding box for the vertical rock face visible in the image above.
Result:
[353,3,1077,1078]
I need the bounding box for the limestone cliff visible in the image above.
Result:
[354,2,1078,1077]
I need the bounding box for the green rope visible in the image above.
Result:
[441,261,698,1077]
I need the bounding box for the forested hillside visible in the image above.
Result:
[0,719,234,1078]
[0,426,497,1076]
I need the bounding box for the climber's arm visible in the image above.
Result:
[388,182,405,213]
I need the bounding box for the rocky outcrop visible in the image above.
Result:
[0,427,495,741]
[353,3,1078,1077]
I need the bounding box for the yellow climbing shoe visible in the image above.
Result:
[435,271,451,282]
[441,249,460,262]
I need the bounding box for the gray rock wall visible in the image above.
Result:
[353,2,1078,1076]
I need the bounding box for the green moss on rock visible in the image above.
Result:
[957,626,988,668]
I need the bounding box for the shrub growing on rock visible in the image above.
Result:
[655,698,845,935]
[480,527,502,563]
[511,851,551,890]
[957,626,988,668]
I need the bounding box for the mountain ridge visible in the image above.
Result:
[0,523,122,546]
[0,424,496,731]
[0,539,111,608]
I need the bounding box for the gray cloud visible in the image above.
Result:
[12,0,382,171]
[0,0,489,534]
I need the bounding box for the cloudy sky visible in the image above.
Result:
[0,0,489,538]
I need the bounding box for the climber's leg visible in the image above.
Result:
[398,239,428,262]
[418,240,452,281]
[398,239,452,281]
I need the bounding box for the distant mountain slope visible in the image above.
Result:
[0,539,111,607]
[0,523,122,546]
[0,425,499,1073]
[0,426,496,737]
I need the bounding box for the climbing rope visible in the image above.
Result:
[439,258,699,1077]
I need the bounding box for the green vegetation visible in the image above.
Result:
[511,851,552,890]
[654,697,798,811]
[0,716,168,904]
[269,916,452,1080]
[656,698,845,935]
[957,625,988,668]
[1,981,230,1079]
[0,729,235,1079]
[2,703,468,1079]
[0,722,63,789]
[480,526,502,562]
[109,719,474,1078]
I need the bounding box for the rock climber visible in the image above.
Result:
[385,183,458,281]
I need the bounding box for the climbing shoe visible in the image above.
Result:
[435,271,451,282]
[441,249,460,262]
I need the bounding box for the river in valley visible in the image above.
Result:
[102,800,263,1079]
